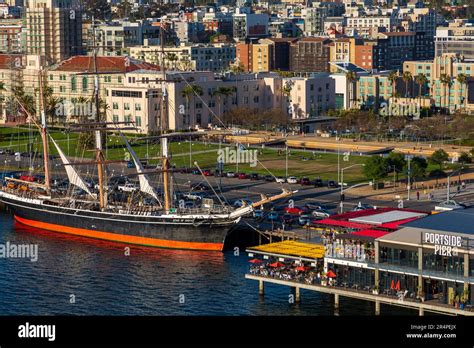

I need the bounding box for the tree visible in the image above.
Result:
[363,156,388,185]
[83,0,111,20]
[414,73,428,105]
[458,152,471,165]
[388,71,398,98]
[386,152,406,181]
[230,63,245,74]
[402,71,412,98]
[166,53,178,70]
[212,86,236,124]
[406,156,428,182]
[181,84,203,128]
[345,71,357,109]
[440,74,453,115]
[456,73,468,111]
[429,149,449,170]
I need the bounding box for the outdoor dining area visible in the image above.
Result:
[248,258,324,285]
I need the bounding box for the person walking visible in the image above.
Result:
[416,191,420,200]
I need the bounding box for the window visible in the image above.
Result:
[124,103,130,110]
[113,102,119,110]
[82,77,88,92]
[124,115,131,123]
[71,76,76,92]
[253,96,259,103]
[135,103,141,111]
[111,90,142,98]
[113,115,119,123]
[135,116,142,127]
[59,86,65,93]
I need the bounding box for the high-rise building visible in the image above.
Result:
[435,20,474,59]
[25,0,82,64]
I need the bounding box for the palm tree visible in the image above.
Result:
[345,71,357,109]
[456,73,468,111]
[181,84,203,128]
[388,71,398,98]
[402,71,412,98]
[212,86,236,123]
[440,74,453,115]
[166,53,178,70]
[414,73,428,108]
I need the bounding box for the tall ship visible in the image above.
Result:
[0,31,292,252]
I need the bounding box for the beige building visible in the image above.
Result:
[251,42,272,73]
[25,0,83,64]
[403,53,474,114]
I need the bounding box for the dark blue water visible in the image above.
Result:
[0,210,412,316]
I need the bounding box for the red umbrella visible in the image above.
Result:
[326,270,337,278]
[390,280,395,290]
[248,258,263,264]
[295,266,307,272]
[395,280,401,291]
[269,262,285,268]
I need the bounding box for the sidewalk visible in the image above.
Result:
[350,171,474,202]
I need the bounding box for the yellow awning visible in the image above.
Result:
[247,240,325,260]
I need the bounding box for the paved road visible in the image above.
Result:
[3,152,474,215]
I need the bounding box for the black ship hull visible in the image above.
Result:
[1,195,237,251]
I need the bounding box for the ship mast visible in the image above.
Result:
[92,17,106,210]
[160,18,171,212]
[38,67,51,192]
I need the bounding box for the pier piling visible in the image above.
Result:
[419,307,424,316]
[259,280,264,296]
[334,294,339,310]
[375,300,380,315]
[295,287,300,303]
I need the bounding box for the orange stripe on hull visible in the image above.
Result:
[14,215,224,251]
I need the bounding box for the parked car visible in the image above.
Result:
[314,178,324,187]
[253,209,264,219]
[191,169,200,175]
[238,173,248,179]
[435,200,467,211]
[266,211,280,222]
[126,161,134,168]
[118,182,138,192]
[227,172,236,178]
[300,177,311,185]
[264,175,275,182]
[233,199,253,208]
[283,206,309,215]
[311,209,331,218]
[305,202,328,211]
[298,214,312,226]
[191,183,210,191]
[327,180,338,188]
[250,173,259,180]
[183,192,207,200]
[202,169,213,176]
[276,177,285,183]
[287,176,298,184]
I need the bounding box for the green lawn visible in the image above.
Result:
[0,126,367,183]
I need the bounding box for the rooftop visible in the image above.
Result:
[52,56,160,73]
[402,208,474,236]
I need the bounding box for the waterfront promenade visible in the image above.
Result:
[246,274,474,316]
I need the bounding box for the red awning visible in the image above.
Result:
[351,229,390,239]
[315,219,372,230]
[248,258,263,264]
[269,262,285,268]
[326,270,337,278]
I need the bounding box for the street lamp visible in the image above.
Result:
[340,163,365,213]
[447,167,463,201]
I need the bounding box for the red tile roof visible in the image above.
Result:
[52,56,160,73]
[0,54,23,69]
